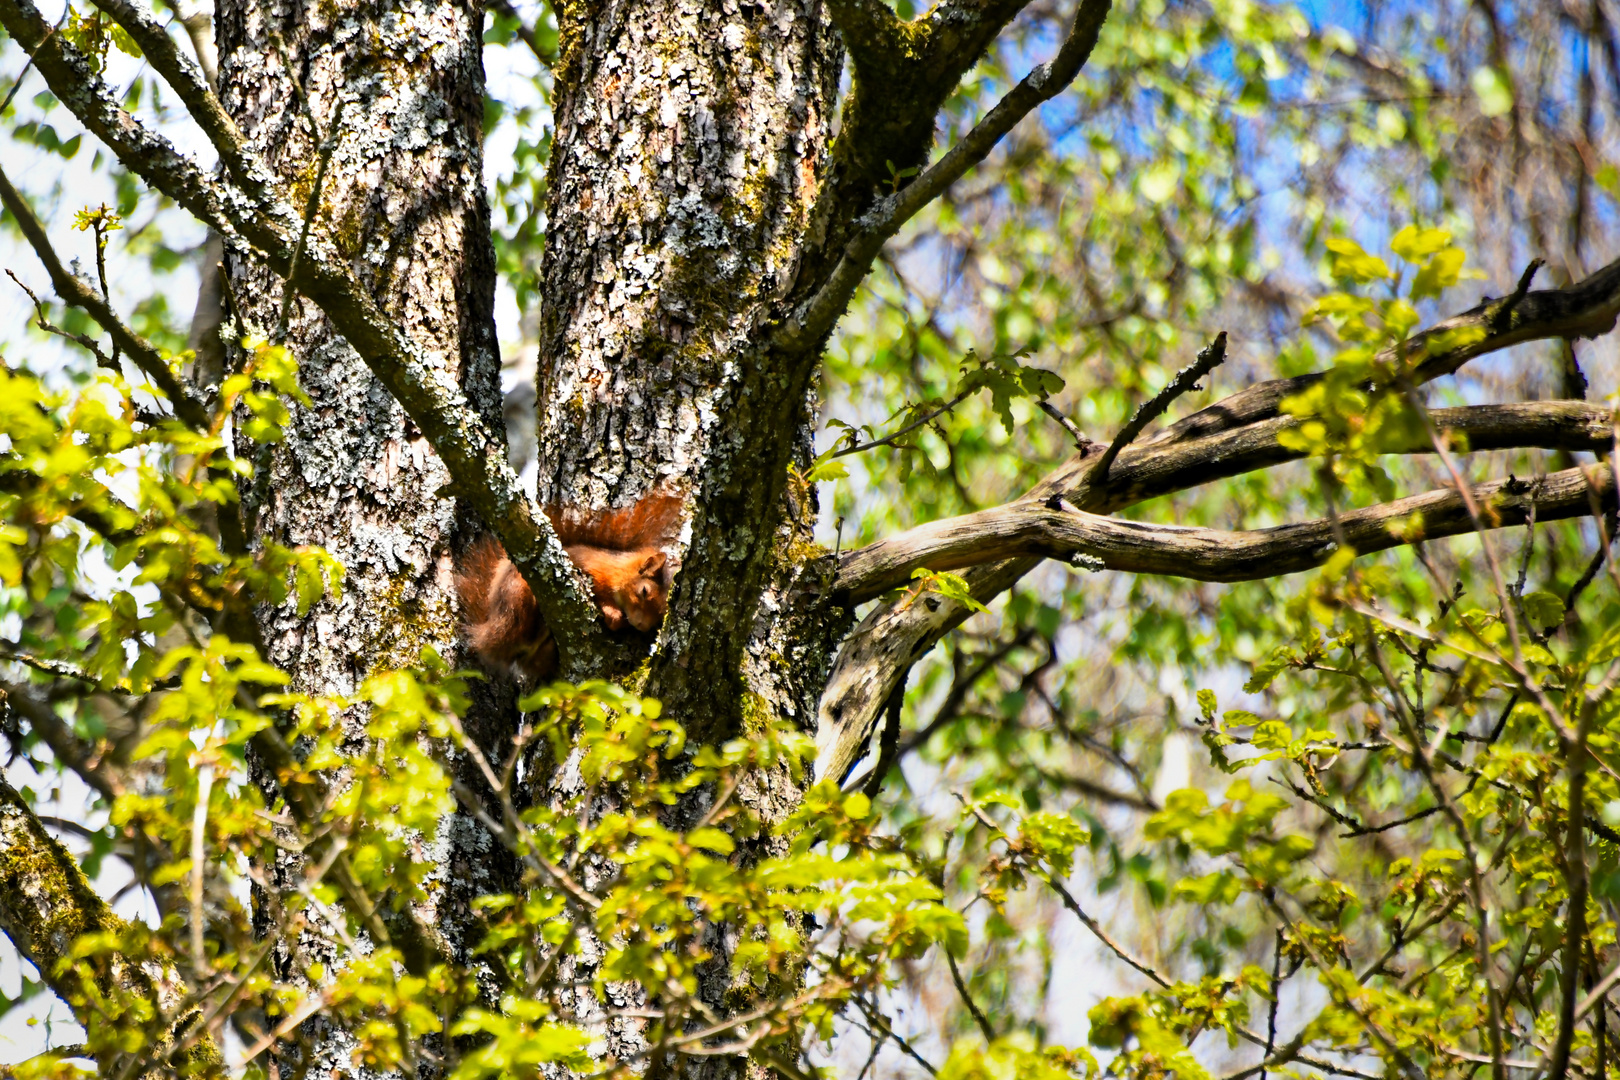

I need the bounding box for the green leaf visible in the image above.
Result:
[1173,871,1243,905]
[1140,161,1181,203]
[1251,721,1292,750]
[1521,590,1565,629]
[1410,247,1467,302]
[1324,237,1392,283]
[906,568,988,614]
[1471,65,1514,117]
[1375,104,1406,141]
[1390,225,1454,262]
[686,827,736,855]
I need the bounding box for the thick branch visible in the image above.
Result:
[1088,400,1616,516]
[86,0,268,201]
[816,464,1616,780]
[834,253,1620,592]
[840,464,1614,598]
[839,401,1614,601]
[816,255,1620,776]
[823,0,910,69]
[0,775,217,1071]
[817,555,1032,782]
[806,0,1034,271]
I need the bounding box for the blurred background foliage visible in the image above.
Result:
[2,0,1619,1075]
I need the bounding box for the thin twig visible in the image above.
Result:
[1036,398,1094,450]
[0,165,210,427]
[1338,801,1442,838]
[1260,928,1284,1080]
[0,7,63,117]
[1566,511,1618,616]
[1578,955,1620,1024]
[1043,865,1168,985]
[850,998,938,1077]
[0,647,148,691]
[1550,703,1594,1080]
[1505,258,1546,317]
[853,1029,885,1080]
[7,268,117,371]
[830,388,973,459]
[945,951,996,1043]
[89,210,119,366]
[1087,331,1228,485]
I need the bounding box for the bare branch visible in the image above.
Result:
[1089,400,1615,516]
[1153,255,1620,447]
[816,254,1620,776]
[87,0,271,202]
[817,556,1032,782]
[945,951,997,1042]
[1035,398,1094,450]
[838,463,1614,601]
[1088,331,1228,485]
[816,461,1617,780]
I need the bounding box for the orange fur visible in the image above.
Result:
[456,493,682,680]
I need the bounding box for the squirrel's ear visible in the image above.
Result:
[640,551,667,575]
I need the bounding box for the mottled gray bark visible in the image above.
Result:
[5,0,1619,1072]
[213,0,519,1066]
[536,0,844,742]
[526,4,848,1070]
[216,0,502,688]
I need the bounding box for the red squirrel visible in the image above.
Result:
[455,493,682,680]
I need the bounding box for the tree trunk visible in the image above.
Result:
[213,0,522,1060]
[538,0,843,741]
[522,3,849,1067]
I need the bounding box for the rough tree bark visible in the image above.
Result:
[212,0,520,1066]
[536,0,843,738]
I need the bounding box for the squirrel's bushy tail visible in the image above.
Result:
[455,537,556,678]
[543,491,684,551]
[453,536,508,626]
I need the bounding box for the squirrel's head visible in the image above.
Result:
[626,551,669,631]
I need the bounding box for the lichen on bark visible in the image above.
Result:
[213,0,524,1052]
